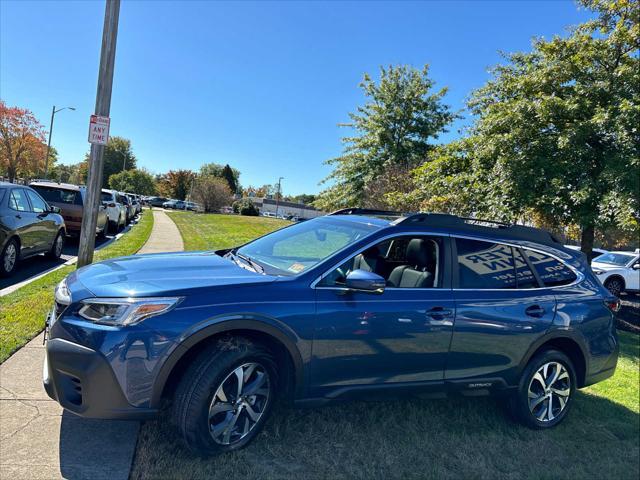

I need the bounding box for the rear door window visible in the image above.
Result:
[456,238,517,289]
[9,189,30,212]
[524,249,577,287]
[513,248,539,288]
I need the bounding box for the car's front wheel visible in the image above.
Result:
[172,337,277,456]
[510,349,575,429]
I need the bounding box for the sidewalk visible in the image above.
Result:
[0,209,184,479]
[137,208,184,254]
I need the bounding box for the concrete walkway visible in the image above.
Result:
[137,208,184,254]
[0,209,184,479]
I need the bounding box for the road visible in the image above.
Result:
[0,224,133,293]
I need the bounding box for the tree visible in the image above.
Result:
[233,198,259,216]
[466,0,639,259]
[109,168,157,195]
[285,193,317,205]
[84,136,137,188]
[200,163,240,187]
[221,164,238,193]
[160,169,195,200]
[50,160,80,184]
[192,176,233,212]
[314,65,455,211]
[0,101,47,182]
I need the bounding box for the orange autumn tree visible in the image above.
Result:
[0,101,47,182]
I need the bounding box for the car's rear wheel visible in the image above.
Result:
[47,231,64,259]
[1,238,19,277]
[604,277,624,297]
[510,349,575,429]
[172,337,277,456]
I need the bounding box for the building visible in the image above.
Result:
[249,197,324,219]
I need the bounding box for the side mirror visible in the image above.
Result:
[49,205,61,214]
[345,269,386,294]
[632,263,640,270]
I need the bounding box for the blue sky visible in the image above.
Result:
[1,1,592,195]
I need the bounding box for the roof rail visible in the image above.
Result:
[393,212,562,246]
[329,208,403,217]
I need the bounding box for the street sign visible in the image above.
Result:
[88,115,110,145]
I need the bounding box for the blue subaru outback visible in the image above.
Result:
[44,210,619,455]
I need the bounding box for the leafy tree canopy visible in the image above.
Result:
[84,136,137,188]
[108,168,157,195]
[0,101,48,182]
[314,65,455,211]
[464,0,639,255]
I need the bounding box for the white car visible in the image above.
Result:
[565,245,608,262]
[591,250,640,297]
[101,189,127,233]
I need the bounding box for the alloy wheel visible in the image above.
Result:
[527,361,571,422]
[208,362,271,445]
[54,234,63,257]
[4,243,17,272]
[606,279,622,297]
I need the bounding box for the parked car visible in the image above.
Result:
[186,202,201,212]
[0,182,66,276]
[127,193,142,215]
[44,210,619,456]
[30,181,108,238]
[118,192,136,223]
[148,197,168,208]
[101,189,126,233]
[174,200,186,210]
[591,250,640,296]
[564,245,608,262]
[162,200,178,209]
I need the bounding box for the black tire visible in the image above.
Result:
[1,238,19,277]
[46,230,65,259]
[109,220,117,235]
[172,336,278,456]
[510,349,576,429]
[604,277,624,297]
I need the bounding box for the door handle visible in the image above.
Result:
[525,305,546,318]
[426,307,453,318]
[15,214,21,219]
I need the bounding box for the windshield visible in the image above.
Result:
[236,217,381,275]
[594,252,635,266]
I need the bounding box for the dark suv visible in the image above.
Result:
[0,182,66,276]
[44,210,619,455]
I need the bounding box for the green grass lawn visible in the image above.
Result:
[131,213,640,480]
[167,211,289,251]
[0,211,154,363]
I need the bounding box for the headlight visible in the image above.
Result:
[78,297,182,326]
[593,270,605,275]
[54,279,71,305]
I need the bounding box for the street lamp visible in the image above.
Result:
[44,105,75,179]
[275,176,284,217]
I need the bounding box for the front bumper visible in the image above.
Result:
[43,337,159,420]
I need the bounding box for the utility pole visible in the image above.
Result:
[274,176,284,217]
[44,105,75,179]
[77,0,120,268]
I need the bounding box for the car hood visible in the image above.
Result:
[73,251,275,298]
[591,261,626,272]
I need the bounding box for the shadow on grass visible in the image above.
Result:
[130,389,639,480]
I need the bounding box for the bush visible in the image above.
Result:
[233,198,259,216]
[192,176,233,213]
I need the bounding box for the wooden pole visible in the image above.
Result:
[77,0,120,268]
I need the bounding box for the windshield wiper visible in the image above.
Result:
[233,251,265,274]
